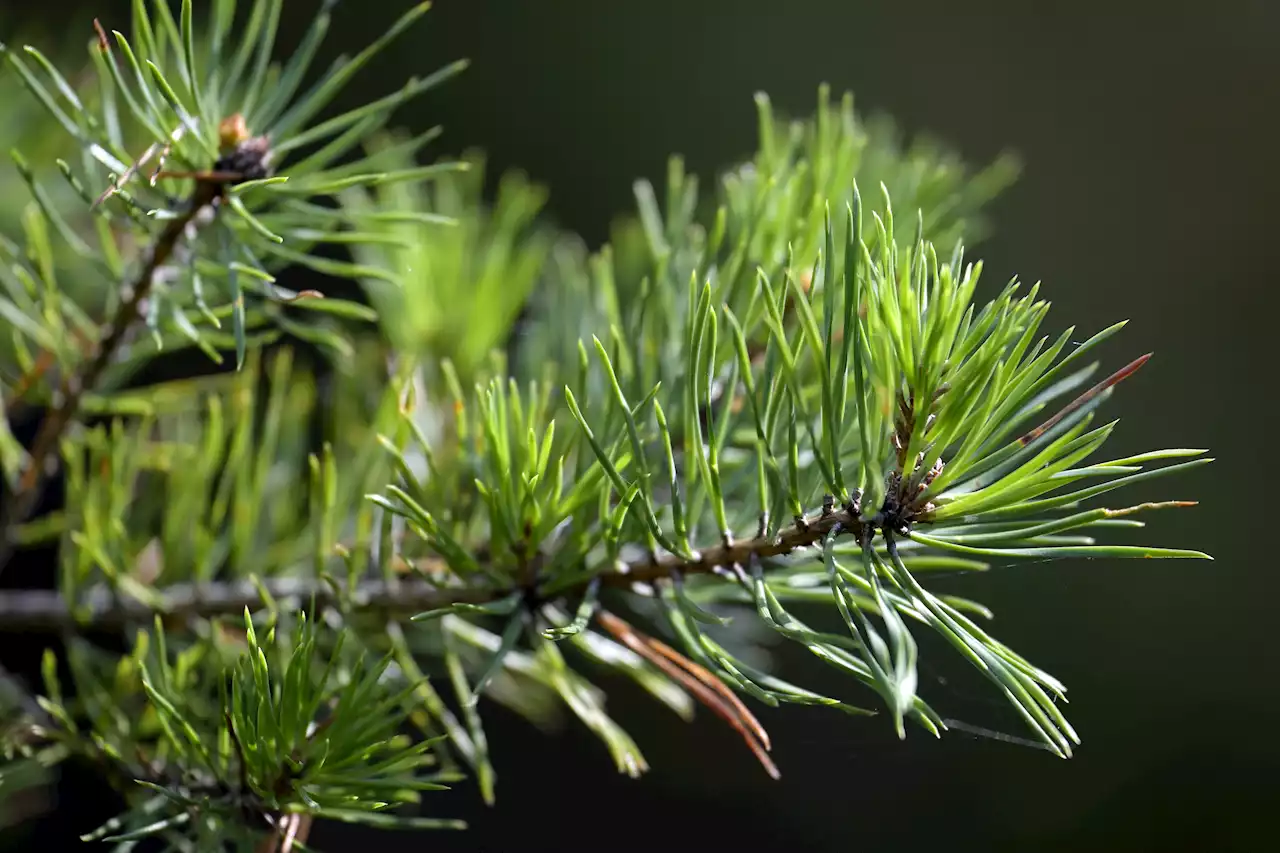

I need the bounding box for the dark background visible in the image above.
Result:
[3,1,1277,850]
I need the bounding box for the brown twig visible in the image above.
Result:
[0,577,489,632]
[2,348,57,411]
[0,185,220,573]
[0,19,279,575]
[0,503,867,633]
[610,501,865,587]
[1,327,98,420]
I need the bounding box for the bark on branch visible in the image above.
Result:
[0,502,868,633]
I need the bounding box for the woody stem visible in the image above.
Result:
[0,498,875,632]
[0,188,216,575]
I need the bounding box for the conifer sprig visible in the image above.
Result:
[354,175,1209,766]
[0,0,464,569]
[0,2,1212,848]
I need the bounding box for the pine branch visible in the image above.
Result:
[0,497,870,632]
[0,3,1213,844]
[0,1,464,571]
[0,575,484,631]
[0,180,218,572]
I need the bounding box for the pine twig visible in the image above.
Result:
[0,188,220,574]
[0,577,487,632]
[0,501,869,632]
